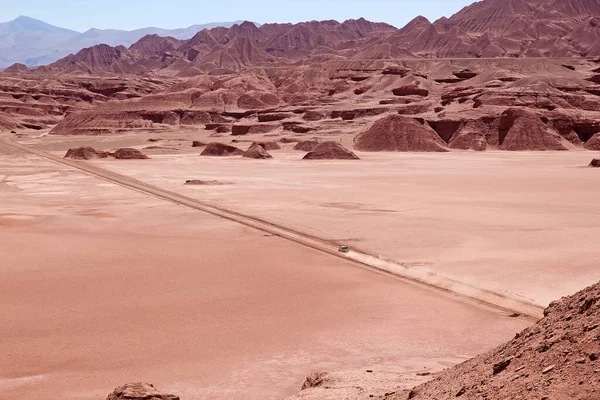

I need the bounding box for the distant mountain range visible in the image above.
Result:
[0,16,247,67]
[16,0,598,78]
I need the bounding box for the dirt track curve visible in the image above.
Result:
[0,136,545,320]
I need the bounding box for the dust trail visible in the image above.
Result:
[346,251,545,320]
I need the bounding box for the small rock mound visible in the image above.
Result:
[106,382,179,400]
[243,142,273,159]
[192,141,207,147]
[590,159,600,168]
[113,148,150,159]
[355,115,449,152]
[399,280,600,400]
[294,140,320,152]
[303,141,359,160]
[584,134,600,151]
[498,108,567,151]
[64,146,111,160]
[200,142,244,156]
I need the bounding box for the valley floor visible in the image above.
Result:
[2,135,598,399]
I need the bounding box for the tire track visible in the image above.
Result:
[0,137,545,319]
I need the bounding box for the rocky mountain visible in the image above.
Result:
[391,0,600,58]
[31,0,600,77]
[42,19,396,75]
[0,16,245,68]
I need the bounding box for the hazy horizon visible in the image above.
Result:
[3,0,475,31]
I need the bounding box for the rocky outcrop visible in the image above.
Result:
[590,159,600,167]
[584,133,600,150]
[303,110,326,121]
[200,142,244,156]
[64,146,148,160]
[401,280,600,400]
[243,142,273,159]
[294,140,320,151]
[113,148,150,159]
[257,113,291,122]
[498,109,567,151]
[392,84,429,97]
[192,141,207,147]
[254,141,282,151]
[355,115,449,152]
[231,124,279,136]
[303,141,360,160]
[106,382,179,400]
[64,146,112,160]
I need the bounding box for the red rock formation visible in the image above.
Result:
[243,142,273,159]
[392,85,429,97]
[112,148,150,159]
[303,141,359,160]
[294,140,320,151]
[106,382,179,400]
[257,113,290,122]
[303,111,326,121]
[254,141,282,151]
[231,124,279,135]
[355,115,449,152]
[64,146,111,160]
[590,158,600,167]
[498,108,568,151]
[200,142,244,156]
[584,133,600,150]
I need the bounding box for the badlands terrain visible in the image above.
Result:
[2,0,600,399]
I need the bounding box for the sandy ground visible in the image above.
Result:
[0,141,530,400]
[36,134,600,307]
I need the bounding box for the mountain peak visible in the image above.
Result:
[0,15,79,35]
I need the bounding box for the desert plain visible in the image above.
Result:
[1,129,599,399]
[3,0,600,399]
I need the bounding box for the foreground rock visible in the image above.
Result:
[590,159,600,168]
[106,382,178,400]
[64,146,111,160]
[355,115,449,152]
[303,141,359,160]
[243,142,273,159]
[200,142,244,156]
[392,281,600,400]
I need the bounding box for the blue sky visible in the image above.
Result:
[2,0,476,31]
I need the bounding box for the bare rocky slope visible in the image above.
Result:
[385,280,600,400]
